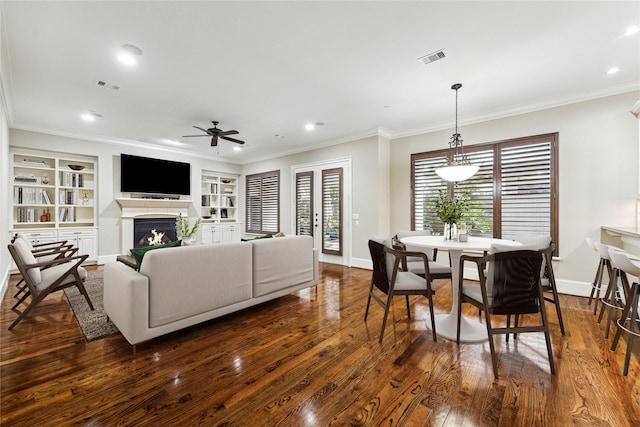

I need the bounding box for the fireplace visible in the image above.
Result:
[133,217,177,248]
[116,198,192,254]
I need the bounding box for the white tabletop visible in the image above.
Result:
[402,235,521,253]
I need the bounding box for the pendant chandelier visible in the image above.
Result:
[435,83,479,182]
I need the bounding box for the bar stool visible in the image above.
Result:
[593,242,629,338]
[595,242,629,339]
[609,250,640,376]
[586,237,606,314]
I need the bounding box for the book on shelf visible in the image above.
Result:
[20,158,47,167]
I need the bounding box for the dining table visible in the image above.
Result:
[401,235,522,343]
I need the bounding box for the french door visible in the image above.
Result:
[293,159,351,265]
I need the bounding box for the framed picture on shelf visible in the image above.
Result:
[221,208,228,219]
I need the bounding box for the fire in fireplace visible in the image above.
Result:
[133,218,178,248]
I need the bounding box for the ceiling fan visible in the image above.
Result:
[182,121,245,147]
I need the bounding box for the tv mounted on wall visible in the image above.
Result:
[120,154,191,196]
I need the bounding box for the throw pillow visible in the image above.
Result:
[130,240,182,271]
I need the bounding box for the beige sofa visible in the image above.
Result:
[104,235,318,346]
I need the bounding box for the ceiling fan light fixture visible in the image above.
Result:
[305,123,315,131]
[434,83,479,182]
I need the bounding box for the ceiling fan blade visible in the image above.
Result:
[221,136,245,145]
[218,129,239,136]
[193,126,211,134]
[182,134,209,137]
[210,136,218,146]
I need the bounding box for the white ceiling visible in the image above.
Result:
[2,1,639,164]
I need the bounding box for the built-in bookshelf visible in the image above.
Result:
[11,151,97,229]
[201,172,238,222]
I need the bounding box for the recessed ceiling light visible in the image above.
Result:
[305,123,315,131]
[624,25,640,36]
[233,146,242,152]
[607,67,620,75]
[117,44,143,65]
[81,111,101,122]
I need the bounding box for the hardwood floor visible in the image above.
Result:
[1,263,638,426]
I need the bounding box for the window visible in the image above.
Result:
[412,133,558,251]
[322,168,343,255]
[295,171,313,236]
[246,170,280,234]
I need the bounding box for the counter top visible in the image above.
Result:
[601,226,640,238]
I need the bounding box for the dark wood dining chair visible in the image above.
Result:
[365,238,437,343]
[457,247,555,379]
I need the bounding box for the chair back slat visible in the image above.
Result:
[368,240,390,293]
[491,250,543,315]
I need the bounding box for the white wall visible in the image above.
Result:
[0,85,9,298]
[390,91,639,290]
[8,130,242,262]
[243,135,387,266]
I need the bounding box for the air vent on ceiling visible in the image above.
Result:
[96,80,120,91]
[418,49,446,66]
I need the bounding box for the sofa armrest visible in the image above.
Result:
[103,262,150,345]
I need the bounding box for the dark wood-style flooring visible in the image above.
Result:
[1,263,639,426]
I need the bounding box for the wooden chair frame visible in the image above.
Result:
[365,239,437,343]
[8,243,93,330]
[457,250,555,379]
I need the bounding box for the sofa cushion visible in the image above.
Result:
[140,242,253,328]
[252,235,314,297]
[130,240,182,270]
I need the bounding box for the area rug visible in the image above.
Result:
[64,269,119,341]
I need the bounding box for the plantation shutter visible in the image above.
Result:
[453,148,495,237]
[322,168,342,255]
[246,170,280,234]
[412,153,448,234]
[411,133,558,251]
[500,141,552,240]
[295,171,313,236]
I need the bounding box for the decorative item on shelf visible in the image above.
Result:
[42,173,49,185]
[46,208,51,222]
[434,189,468,240]
[210,207,217,216]
[68,164,85,171]
[176,213,201,245]
[221,179,231,184]
[81,190,90,204]
[435,83,479,182]
[39,210,47,223]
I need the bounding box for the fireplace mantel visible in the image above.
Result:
[116,198,194,254]
[116,198,194,209]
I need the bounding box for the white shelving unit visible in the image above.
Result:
[200,171,241,243]
[201,172,238,223]
[10,150,98,261]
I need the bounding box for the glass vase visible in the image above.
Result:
[444,223,458,241]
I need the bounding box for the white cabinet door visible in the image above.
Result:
[201,224,224,244]
[223,223,243,242]
[58,227,97,260]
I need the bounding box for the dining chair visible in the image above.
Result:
[609,250,640,376]
[7,238,93,330]
[365,237,437,343]
[514,234,565,335]
[393,230,452,284]
[594,242,629,339]
[457,244,555,379]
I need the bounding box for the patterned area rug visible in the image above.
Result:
[64,269,119,341]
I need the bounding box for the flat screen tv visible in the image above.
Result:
[120,154,191,196]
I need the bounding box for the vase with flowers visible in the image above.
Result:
[434,189,469,240]
[176,213,201,245]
